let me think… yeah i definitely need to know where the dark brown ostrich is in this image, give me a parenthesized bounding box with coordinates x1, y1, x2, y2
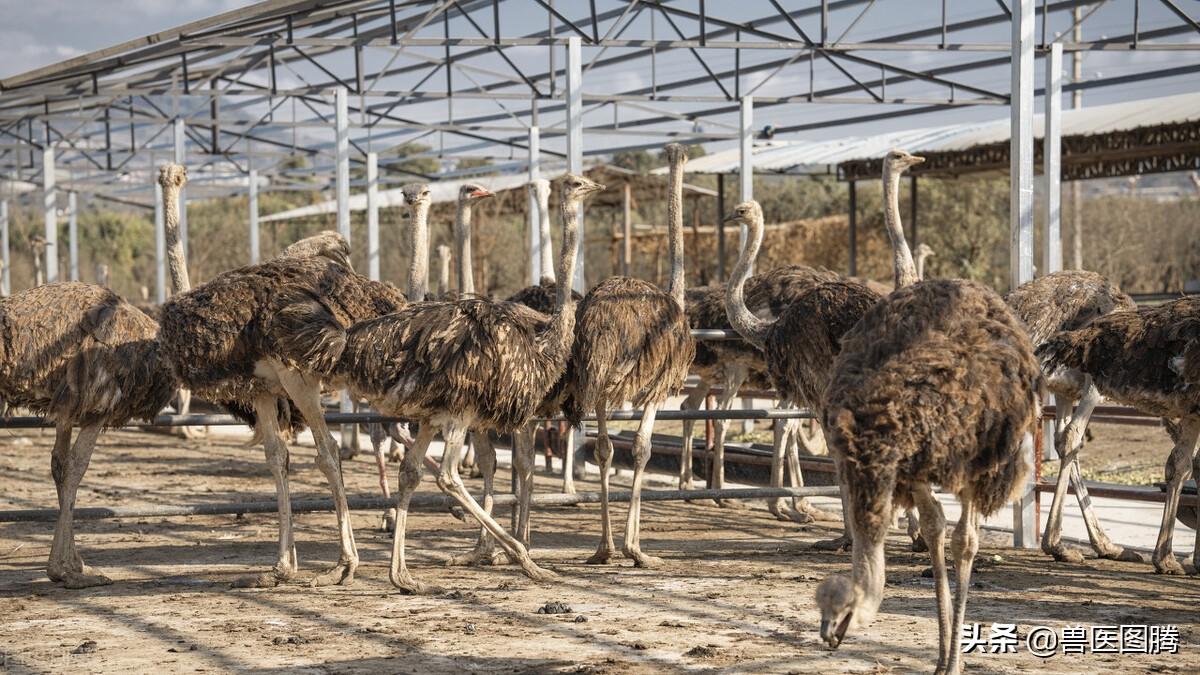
(1004, 270, 1142, 563)
(281, 173, 602, 593)
(723, 203, 880, 537)
(1038, 295, 1200, 575)
(0, 282, 175, 587)
(815, 150, 1042, 675)
(155, 164, 408, 588)
(563, 143, 695, 568)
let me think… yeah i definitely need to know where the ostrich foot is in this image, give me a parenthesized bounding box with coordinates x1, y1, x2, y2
(1153, 556, 1186, 576)
(308, 560, 357, 587)
(520, 563, 559, 583)
(1043, 542, 1085, 564)
(794, 500, 841, 523)
(339, 445, 356, 461)
(445, 545, 505, 567)
(1096, 545, 1146, 563)
(231, 570, 287, 589)
(625, 550, 663, 569)
(584, 546, 618, 565)
(910, 537, 929, 553)
(811, 534, 852, 552)
(716, 498, 748, 510)
(390, 575, 443, 596)
(54, 563, 113, 589)
(380, 508, 397, 533)
(769, 504, 814, 524)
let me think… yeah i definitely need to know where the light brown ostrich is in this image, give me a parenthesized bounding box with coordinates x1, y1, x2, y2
(563, 144, 695, 568)
(815, 151, 1042, 675)
(156, 164, 408, 588)
(30, 234, 47, 287)
(915, 243, 935, 279)
(281, 173, 603, 592)
(1005, 270, 1141, 563)
(1038, 295, 1200, 575)
(434, 244, 452, 299)
(0, 282, 176, 587)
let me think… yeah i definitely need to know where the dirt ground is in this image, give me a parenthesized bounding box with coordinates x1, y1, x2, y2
(1, 427, 1197, 674)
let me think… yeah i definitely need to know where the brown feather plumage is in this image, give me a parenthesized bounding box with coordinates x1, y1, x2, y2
(506, 279, 582, 315)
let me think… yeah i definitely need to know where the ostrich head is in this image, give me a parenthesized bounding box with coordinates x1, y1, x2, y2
(815, 575, 862, 649)
(884, 148, 925, 172)
(559, 174, 605, 204)
(915, 243, 935, 260)
(401, 183, 432, 209)
(529, 178, 552, 203)
(722, 200, 763, 229)
(663, 142, 688, 165)
(459, 183, 494, 203)
(158, 164, 188, 190)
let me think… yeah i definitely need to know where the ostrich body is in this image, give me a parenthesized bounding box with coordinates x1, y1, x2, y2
(563, 144, 695, 568)
(286, 174, 601, 592)
(156, 165, 407, 588)
(0, 282, 175, 587)
(1038, 295, 1200, 574)
(1004, 270, 1141, 563)
(815, 150, 1042, 675)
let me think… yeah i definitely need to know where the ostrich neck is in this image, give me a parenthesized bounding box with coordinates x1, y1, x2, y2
(666, 156, 686, 309)
(456, 201, 475, 296)
(916, 252, 927, 280)
(537, 188, 555, 283)
(851, 527, 887, 627)
(883, 167, 918, 289)
(437, 248, 451, 298)
(725, 216, 771, 350)
(163, 184, 191, 294)
(540, 196, 582, 364)
(408, 203, 430, 302)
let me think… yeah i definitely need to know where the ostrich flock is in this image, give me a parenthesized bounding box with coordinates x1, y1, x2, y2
(1, 142, 1197, 674)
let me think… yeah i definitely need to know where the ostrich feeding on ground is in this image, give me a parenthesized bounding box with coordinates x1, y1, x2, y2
(0, 282, 175, 588)
(1005, 271, 1142, 563)
(722, 204, 879, 527)
(281, 174, 602, 593)
(1038, 295, 1200, 574)
(815, 150, 1042, 675)
(563, 144, 695, 568)
(155, 164, 408, 588)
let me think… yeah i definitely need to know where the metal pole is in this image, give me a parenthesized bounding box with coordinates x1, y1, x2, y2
(248, 169, 260, 264)
(848, 180, 858, 276)
(42, 145, 58, 284)
(1010, 0, 1036, 549)
(172, 118, 188, 259)
(335, 87, 351, 244)
(1044, 44, 1063, 276)
(738, 96, 753, 268)
(155, 176, 165, 303)
(716, 173, 726, 281)
(622, 182, 632, 277)
(528, 126, 541, 284)
(0, 199, 8, 295)
(565, 36, 585, 294)
(366, 152, 380, 281)
(68, 191, 78, 281)
(1069, 6, 1084, 270)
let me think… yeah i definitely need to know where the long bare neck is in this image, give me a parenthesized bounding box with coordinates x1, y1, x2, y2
(436, 246, 451, 298)
(456, 200, 475, 296)
(541, 195, 582, 361)
(916, 251, 928, 281)
(407, 203, 430, 302)
(851, 519, 887, 627)
(666, 155, 686, 308)
(163, 182, 191, 294)
(537, 184, 554, 283)
(725, 216, 771, 350)
(883, 166, 918, 289)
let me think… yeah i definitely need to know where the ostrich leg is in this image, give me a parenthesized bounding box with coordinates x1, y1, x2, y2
(436, 422, 555, 582)
(389, 424, 441, 595)
(232, 396, 299, 588)
(623, 403, 663, 568)
(446, 432, 504, 567)
(1152, 417, 1200, 575)
(813, 457, 853, 551)
(677, 382, 708, 491)
(511, 426, 537, 547)
(277, 371, 358, 587)
(1042, 388, 1095, 563)
(369, 422, 397, 532)
(767, 415, 798, 520)
(561, 424, 579, 495)
(912, 483, 952, 674)
(710, 368, 748, 509)
(47, 423, 110, 589)
(945, 499, 981, 675)
(775, 410, 839, 524)
(585, 404, 618, 565)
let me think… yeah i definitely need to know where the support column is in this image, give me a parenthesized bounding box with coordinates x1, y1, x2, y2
(0, 199, 9, 295)
(716, 173, 726, 281)
(1044, 44, 1063, 276)
(173, 118, 188, 258)
(366, 152, 380, 281)
(848, 180, 858, 276)
(565, 36, 585, 293)
(335, 87, 351, 245)
(155, 176, 166, 303)
(738, 96, 755, 433)
(622, 183, 632, 278)
(1070, 6, 1083, 270)
(1010, 0, 1036, 549)
(68, 191, 78, 281)
(43, 145, 58, 284)
(527, 127, 541, 284)
(248, 169, 260, 264)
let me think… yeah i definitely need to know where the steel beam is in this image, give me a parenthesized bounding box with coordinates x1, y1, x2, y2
(738, 96, 753, 272)
(366, 151, 379, 281)
(248, 168, 260, 264)
(42, 145, 58, 284)
(527, 126, 540, 285)
(0, 198, 8, 295)
(565, 36, 584, 293)
(68, 191, 78, 281)
(1044, 44, 1063, 275)
(1010, 0, 1037, 549)
(335, 86, 351, 242)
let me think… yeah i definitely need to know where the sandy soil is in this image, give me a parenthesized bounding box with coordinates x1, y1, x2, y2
(0, 428, 1197, 674)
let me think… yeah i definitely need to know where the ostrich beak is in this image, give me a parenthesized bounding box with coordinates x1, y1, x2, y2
(588, 182, 607, 193)
(470, 188, 493, 199)
(911, 155, 926, 165)
(819, 613, 852, 649)
(722, 213, 739, 224)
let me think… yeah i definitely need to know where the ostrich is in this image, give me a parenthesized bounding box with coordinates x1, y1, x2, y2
(434, 245, 452, 299)
(1038, 295, 1200, 574)
(0, 285, 175, 587)
(915, 243, 935, 279)
(814, 150, 1042, 675)
(30, 235, 47, 287)
(155, 164, 408, 588)
(563, 143, 695, 568)
(1005, 271, 1141, 563)
(281, 173, 603, 592)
